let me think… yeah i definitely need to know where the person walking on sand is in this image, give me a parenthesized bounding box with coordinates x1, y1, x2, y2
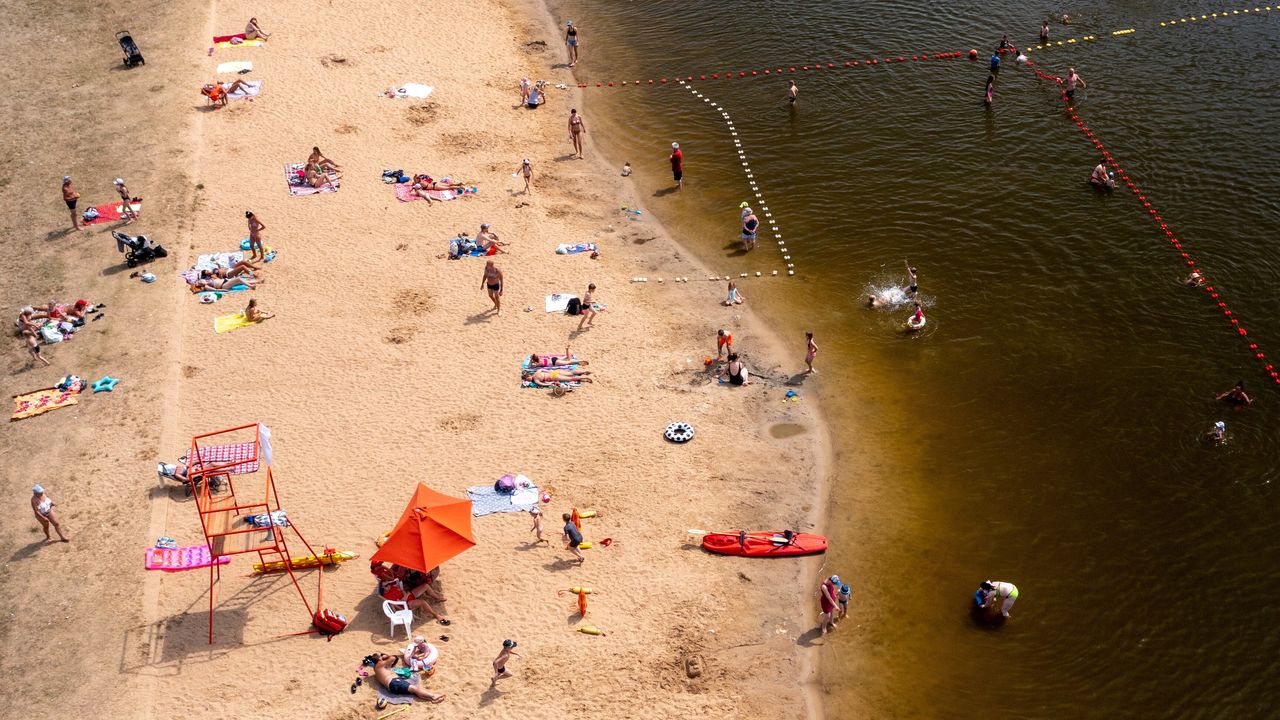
(31, 485, 68, 542)
(819, 574, 840, 634)
(1065, 67, 1085, 102)
(529, 506, 545, 543)
(62, 176, 81, 231)
(788, 79, 799, 105)
(577, 282, 598, 330)
(562, 512, 585, 563)
(568, 109, 586, 159)
(245, 211, 265, 261)
(741, 208, 759, 252)
(113, 178, 138, 223)
(565, 21, 579, 66)
(515, 158, 533, 193)
(482, 260, 504, 315)
(804, 332, 818, 374)
(669, 142, 683, 189)
(491, 639, 520, 687)
(717, 328, 733, 359)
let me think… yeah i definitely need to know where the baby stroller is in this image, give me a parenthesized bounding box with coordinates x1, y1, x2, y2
(117, 30, 144, 67)
(112, 230, 167, 267)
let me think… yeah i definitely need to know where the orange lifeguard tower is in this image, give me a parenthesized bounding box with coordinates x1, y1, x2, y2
(188, 422, 326, 643)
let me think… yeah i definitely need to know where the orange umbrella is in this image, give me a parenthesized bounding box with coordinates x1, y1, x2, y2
(370, 483, 475, 573)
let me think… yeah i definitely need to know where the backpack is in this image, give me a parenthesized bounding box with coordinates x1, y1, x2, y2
(494, 474, 517, 494)
(313, 608, 348, 640)
(566, 297, 581, 316)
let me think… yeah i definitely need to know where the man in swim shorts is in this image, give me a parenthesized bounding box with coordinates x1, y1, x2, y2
(1065, 68, 1085, 102)
(373, 654, 445, 703)
(669, 142, 683, 189)
(491, 639, 520, 687)
(788, 79, 798, 105)
(482, 260, 504, 315)
(562, 512, 585, 563)
(62, 176, 80, 230)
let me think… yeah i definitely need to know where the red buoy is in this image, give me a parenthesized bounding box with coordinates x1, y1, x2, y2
(969, 49, 979, 59)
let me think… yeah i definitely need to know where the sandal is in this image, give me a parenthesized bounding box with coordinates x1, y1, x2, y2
(438, 635, 450, 642)
(350, 679, 360, 694)
(437, 619, 451, 626)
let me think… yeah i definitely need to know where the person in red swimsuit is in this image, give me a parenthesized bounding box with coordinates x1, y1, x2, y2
(372, 562, 450, 624)
(669, 142, 683, 189)
(819, 574, 840, 635)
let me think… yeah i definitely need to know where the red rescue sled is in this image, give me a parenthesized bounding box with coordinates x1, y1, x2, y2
(700, 531, 827, 557)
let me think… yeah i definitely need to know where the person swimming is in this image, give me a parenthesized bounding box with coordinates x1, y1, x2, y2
(906, 302, 926, 330)
(1216, 381, 1252, 406)
(1208, 421, 1227, 444)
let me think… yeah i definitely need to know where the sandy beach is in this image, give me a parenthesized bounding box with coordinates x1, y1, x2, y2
(1, 0, 835, 718)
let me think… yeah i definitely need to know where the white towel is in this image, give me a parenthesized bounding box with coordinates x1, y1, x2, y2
(544, 293, 577, 313)
(393, 83, 434, 99)
(216, 61, 253, 74)
(223, 79, 263, 98)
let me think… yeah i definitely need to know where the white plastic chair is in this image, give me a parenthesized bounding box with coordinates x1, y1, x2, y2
(382, 600, 414, 639)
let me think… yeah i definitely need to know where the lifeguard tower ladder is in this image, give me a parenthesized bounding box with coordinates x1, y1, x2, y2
(188, 423, 320, 643)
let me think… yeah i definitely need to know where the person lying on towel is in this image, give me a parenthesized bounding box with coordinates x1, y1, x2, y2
(202, 79, 252, 107)
(522, 367, 595, 386)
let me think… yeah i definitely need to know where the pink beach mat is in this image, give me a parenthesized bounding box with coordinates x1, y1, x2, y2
(393, 183, 477, 203)
(145, 545, 231, 571)
(192, 441, 260, 474)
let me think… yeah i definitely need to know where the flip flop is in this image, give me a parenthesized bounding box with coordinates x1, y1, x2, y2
(438, 635, 449, 642)
(438, 619, 451, 626)
(92, 313, 104, 322)
(350, 680, 359, 694)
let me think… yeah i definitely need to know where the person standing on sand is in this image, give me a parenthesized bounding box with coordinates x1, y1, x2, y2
(482, 260, 504, 315)
(31, 485, 68, 542)
(529, 506, 544, 543)
(515, 158, 533, 193)
(562, 512, 585, 563)
(819, 574, 840, 634)
(804, 332, 818, 374)
(565, 21, 579, 67)
(519, 77, 531, 105)
(577, 282, 598, 330)
(716, 328, 733, 359)
(568, 109, 586, 159)
(669, 142, 683, 189)
(1065, 68, 1085, 102)
(788, 79, 799, 105)
(491, 639, 520, 687)
(113, 178, 138, 223)
(62, 176, 81, 231)
(245, 211, 265, 261)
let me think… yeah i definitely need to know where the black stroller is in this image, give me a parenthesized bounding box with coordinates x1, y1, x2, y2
(117, 30, 144, 67)
(112, 230, 167, 267)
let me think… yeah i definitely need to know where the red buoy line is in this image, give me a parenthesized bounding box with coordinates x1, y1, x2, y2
(678, 79, 794, 277)
(1032, 69, 1280, 384)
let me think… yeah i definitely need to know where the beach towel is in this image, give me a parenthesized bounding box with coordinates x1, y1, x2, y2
(545, 293, 577, 313)
(382, 83, 434, 99)
(11, 387, 80, 421)
(224, 79, 262, 99)
(192, 441, 260, 474)
(285, 163, 339, 196)
(521, 365, 581, 389)
(393, 183, 477, 203)
(555, 242, 597, 255)
(145, 545, 231, 571)
(213, 33, 265, 48)
(213, 311, 262, 334)
(467, 475, 539, 516)
(373, 673, 420, 705)
(216, 61, 253, 73)
(82, 200, 142, 226)
(522, 354, 578, 370)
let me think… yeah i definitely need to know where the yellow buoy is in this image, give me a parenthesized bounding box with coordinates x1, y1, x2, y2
(569, 586, 594, 594)
(577, 626, 606, 636)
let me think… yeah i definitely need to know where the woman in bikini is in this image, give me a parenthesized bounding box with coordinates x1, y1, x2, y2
(31, 485, 68, 542)
(245, 211, 265, 261)
(523, 367, 594, 386)
(308, 146, 341, 174)
(243, 298, 274, 322)
(564, 21, 579, 67)
(113, 178, 138, 222)
(568, 109, 586, 158)
(191, 275, 259, 293)
(529, 346, 587, 367)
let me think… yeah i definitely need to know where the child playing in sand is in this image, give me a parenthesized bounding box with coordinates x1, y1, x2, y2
(404, 636, 434, 671)
(529, 506, 544, 543)
(562, 513, 585, 563)
(724, 280, 745, 306)
(491, 640, 520, 687)
(515, 159, 533, 193)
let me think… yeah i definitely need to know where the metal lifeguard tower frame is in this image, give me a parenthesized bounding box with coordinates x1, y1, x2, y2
(188, 423, 320, 643)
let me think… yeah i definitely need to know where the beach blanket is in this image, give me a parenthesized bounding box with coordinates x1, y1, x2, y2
(213, 311, 262, 334)
(373, 673, 420, 705)
(192, 441, 260, 474)
(545, 293, 577, 313)
(382, 83, 434, 99)
(213, 33, 265, 48)
(145, 545, 231, 571)
(522, 354, 578, 370)
(555, 242, 597, 255)
(224, 79, 262, 99)
(467, 480, 540, 517)
(216, 61, 253, 73)
(284, 163, 339, 196)
(394, 183, 477, 203)
(82, 200, 142, 226)
(11, 387, 80, 421)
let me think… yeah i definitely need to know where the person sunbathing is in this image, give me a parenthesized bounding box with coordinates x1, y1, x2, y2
(372, 654, 445, 704)
(529, 346, 588, 367)
(304, 161, 336, 189)
(413, 174, 468, 192)
(203, 79, 252, 107)
(308, 146, 341, 173)
(244, 17, 271, 41)
(191, 275, 257, 293)
(476, 223, 508, 254)
(243, 298, 274, 322)
(523, 368, 594, 386)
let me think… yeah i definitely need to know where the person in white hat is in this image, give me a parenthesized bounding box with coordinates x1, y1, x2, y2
(669, 142, 683, 189)
(1208, 421, 1227, 445)
(31, 485, 68, 542)
(564, 20, 579, 67)
(113, 178, 138, 223)
(514, 158, 533, 194)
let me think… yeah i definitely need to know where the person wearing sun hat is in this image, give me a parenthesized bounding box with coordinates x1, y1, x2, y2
(819, 574, 840, 634)
(113, 177, 138, 223)
(515, 158, 533, 193)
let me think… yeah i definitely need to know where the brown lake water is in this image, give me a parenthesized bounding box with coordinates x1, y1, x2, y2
(547, 1, 1280, 716)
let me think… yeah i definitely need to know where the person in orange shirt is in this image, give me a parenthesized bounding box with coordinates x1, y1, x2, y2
(716, 328, 733, 360)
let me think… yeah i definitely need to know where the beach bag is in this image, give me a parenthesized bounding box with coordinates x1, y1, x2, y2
(312, 608, 348, 640)
(40, 324, 64, 343)
(82, 207, 100, 221)
(494, 474, 517, 494)
(566, 297, 581, 316)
